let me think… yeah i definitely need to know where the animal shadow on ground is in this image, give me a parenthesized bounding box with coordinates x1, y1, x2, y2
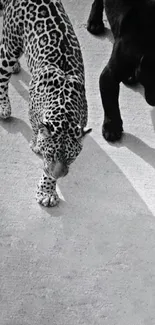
(43, 134, 154, 219)
(10, 67, 30, 102)
(0, 116, 32, 143)
(109, 132, 155, 171)
(150, 107, 155, 136)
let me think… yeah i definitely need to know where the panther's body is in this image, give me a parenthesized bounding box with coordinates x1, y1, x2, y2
(87, 0, 155, 142)
(0, 0, 91, 206)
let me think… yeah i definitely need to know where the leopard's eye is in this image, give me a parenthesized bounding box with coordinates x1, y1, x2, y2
(66, 156, 75, 165)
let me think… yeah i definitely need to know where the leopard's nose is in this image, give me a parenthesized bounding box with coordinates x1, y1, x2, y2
(52, 161, 68, 179)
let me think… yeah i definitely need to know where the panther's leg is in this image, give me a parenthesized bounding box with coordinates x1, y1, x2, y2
(122, 73, 139, 86)
(87, 0, 105, 35)
(0, 45, 20, 118)
(100, 39, 141, 142)
(36, 172, 59, 207)
(122, 58, 142, 86)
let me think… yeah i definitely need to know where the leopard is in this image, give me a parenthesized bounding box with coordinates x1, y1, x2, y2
(0, 0, 91, 207)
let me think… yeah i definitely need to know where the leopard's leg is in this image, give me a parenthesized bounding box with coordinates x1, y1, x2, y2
(29, 112, 59, 207)
(0, 0, 24, 118)
(12, 60, 21, 74)
(28, 101, 42, 154)
(0, 42, 21, 74)
(0, 44, 20, 119)
(29, 121, 40, 154)
(36, 171, 59, 207)
(29, 131, 41, 154)
(29, 121, 41, 154)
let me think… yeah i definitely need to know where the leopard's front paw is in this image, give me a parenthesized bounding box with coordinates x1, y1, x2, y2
(36, 190, 59, 207)
(29, 140, 41, 154)
(0, 102, 11, 119)
(12, 61, 21, 74)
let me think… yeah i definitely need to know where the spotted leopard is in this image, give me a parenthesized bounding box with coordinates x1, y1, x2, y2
(0, 0, 91, 207)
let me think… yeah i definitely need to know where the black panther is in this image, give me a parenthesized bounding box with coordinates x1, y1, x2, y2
(87, 0, 155, 141)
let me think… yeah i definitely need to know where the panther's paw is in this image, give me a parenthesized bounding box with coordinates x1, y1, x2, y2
(12, 61, 21, 74)
(102, 119, 123, 142)
(36, 190, 59, 207)
(87, 20, 105, 35)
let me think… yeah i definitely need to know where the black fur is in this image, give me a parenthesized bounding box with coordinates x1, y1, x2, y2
(87, 0, 155, 141)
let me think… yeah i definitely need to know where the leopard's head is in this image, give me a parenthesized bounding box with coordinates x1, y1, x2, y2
(38, 121, 92, 179)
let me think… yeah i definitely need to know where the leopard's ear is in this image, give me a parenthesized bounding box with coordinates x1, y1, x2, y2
(77, 127, 92, 141)
(81, 128, 92, 137)
(38, 122, 51, 137)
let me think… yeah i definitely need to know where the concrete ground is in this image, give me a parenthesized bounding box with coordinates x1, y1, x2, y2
(1, 1, 155, 324)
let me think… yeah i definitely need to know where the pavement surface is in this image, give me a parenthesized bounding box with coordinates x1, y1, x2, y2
(1, 1, 155, 324)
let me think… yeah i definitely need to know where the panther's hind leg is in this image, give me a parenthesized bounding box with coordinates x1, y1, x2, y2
(0, 44, 20, 119)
